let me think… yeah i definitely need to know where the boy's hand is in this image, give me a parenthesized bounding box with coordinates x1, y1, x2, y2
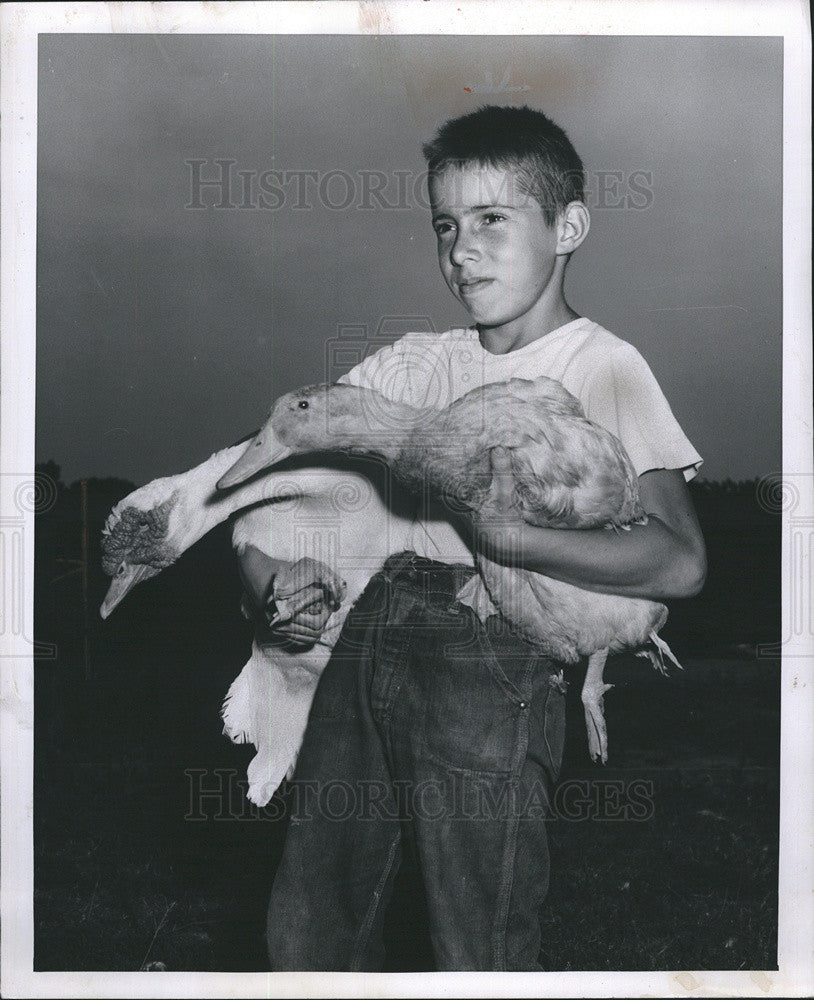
(481, 446, 521, 517)
(268, 557, 347, 647)
(469, 447, 528, 559)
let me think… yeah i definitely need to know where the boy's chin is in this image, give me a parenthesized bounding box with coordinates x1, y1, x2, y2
(452, 292, 516, 329)
(468, 310, 513, 330)
(458, 302, 500, 327)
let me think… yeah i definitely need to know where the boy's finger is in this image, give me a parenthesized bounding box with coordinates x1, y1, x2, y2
(274, 587, 327, 621)
(267, 602, 332, 631)
(490, 445, 511, 470)
(274, 559, 346, 606)
(487, 446, 517, 509)
(274, 626, 324, 646)
(273, 602, 333, 634)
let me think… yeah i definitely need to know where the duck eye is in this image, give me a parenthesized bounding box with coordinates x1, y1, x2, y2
(298, 400, 309, 410)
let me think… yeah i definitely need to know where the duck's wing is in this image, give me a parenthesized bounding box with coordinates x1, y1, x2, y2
(475, 555, 581, 663)
(510, 411, 643, 529)
(455, 572, 500, 622)
(221, 639, 329, 806)
(453, 377, 642, 529)
(471, 376, 586, 420)
(477, 555, 669, 663)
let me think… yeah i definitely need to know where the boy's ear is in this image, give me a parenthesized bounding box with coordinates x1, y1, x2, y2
(556, 201, 590, 255)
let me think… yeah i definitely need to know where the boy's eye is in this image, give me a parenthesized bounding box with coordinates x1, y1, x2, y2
(482, 212, 506, 225)
(433, 221, 454, 237)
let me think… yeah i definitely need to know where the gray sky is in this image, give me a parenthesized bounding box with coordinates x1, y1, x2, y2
(36, 33, 782, 484)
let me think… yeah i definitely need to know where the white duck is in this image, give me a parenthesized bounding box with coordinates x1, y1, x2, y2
(218, 377, 682, 762)
(100, 445, 413, 804)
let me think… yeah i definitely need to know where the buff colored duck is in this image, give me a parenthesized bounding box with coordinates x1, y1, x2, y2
(219, 376, 681, 762)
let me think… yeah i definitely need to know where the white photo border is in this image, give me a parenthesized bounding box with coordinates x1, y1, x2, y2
(1, 1, 811, 997)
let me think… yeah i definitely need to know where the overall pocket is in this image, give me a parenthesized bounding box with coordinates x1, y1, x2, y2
(417, 599, 525, 775)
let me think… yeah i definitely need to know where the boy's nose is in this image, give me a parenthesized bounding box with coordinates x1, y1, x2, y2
(450, 231, 480, 266)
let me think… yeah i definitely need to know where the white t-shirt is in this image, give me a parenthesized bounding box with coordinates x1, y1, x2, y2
(340, 317, 703, 564)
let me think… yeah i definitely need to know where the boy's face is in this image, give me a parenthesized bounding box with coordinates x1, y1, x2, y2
(430, 163, 562, 336)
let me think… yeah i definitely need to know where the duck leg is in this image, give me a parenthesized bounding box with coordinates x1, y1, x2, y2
(581, 647, 614, 764)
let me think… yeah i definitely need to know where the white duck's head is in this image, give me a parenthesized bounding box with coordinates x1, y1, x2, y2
(100, 480, 184, 618)
(217, 383, 414, 490)
(100, 440, 307, 620)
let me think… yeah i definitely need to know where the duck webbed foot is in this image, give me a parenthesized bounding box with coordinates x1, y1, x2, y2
(581, 647, 614, 764)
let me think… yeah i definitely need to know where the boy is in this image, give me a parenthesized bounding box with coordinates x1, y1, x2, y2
(239, 105, 706, 971)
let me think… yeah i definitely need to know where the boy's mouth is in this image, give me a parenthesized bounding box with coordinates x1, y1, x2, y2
(458, 277, 493, 294)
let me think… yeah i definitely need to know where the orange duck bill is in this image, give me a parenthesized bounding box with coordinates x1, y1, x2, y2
(216, 421, 293, 490)
(100, 563, 160, 619)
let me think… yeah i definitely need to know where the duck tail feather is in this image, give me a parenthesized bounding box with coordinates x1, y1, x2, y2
(636, 631, 683, 675)
(220, 666, 255, 745)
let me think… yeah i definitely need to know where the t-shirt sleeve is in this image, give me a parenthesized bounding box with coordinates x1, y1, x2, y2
(582, 342, 703, 482)
(337, 341, 397, 391)
(336, 332, 435, 406)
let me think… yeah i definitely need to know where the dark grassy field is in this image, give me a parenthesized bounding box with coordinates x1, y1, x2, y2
(32, 471, 781, 971)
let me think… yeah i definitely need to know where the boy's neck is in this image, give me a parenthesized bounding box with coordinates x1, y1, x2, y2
(477, 298, 581, 356)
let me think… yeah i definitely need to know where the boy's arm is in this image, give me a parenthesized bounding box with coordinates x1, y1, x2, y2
(237, 544, 336, 645)
(471, 448, 706, 602)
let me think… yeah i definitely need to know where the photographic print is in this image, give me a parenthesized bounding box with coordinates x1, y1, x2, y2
(1, 2, 811, 997)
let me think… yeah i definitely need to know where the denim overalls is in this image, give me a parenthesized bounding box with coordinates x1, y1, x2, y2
(266, 551, 567, 971)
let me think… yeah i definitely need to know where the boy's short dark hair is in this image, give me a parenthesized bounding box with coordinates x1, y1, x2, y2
(422, 105, 584, 226)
